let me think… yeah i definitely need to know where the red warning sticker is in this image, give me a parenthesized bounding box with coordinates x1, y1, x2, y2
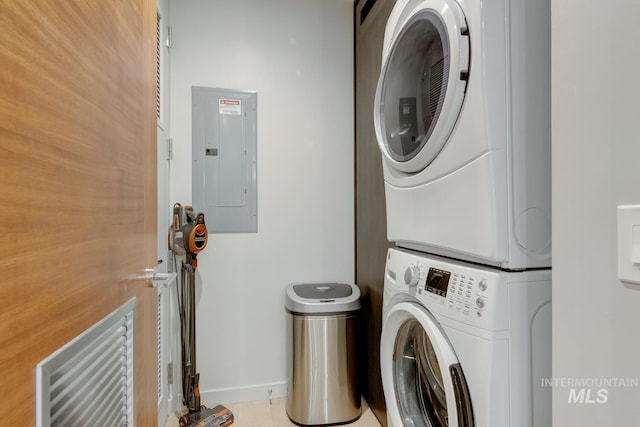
(219, 99, 242, 115)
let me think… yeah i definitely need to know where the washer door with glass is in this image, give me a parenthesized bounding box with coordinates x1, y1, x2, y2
(374, 0, 469, 173)
(381, 302, 474, 427)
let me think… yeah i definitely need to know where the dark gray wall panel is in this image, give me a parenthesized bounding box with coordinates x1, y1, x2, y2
(354, 0, 396, 425)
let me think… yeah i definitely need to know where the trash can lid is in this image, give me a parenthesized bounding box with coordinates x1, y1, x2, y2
(285, 282, 361, 314)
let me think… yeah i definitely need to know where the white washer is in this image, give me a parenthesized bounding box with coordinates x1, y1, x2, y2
(374, 0, 551, 269)
(381, 247, 551, 427)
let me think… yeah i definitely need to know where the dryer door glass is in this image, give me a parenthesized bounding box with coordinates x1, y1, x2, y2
(393, 318, 449, 426)
(381, 11, 450, 163)
(376, 2, 469, 173)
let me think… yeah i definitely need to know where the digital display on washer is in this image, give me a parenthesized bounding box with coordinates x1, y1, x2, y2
(425, 268, 451, 297)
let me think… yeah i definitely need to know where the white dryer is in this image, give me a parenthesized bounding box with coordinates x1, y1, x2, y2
(374, 0, 551, 269)
(381, 247, 551, 427)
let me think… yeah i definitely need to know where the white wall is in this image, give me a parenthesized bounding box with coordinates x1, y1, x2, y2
(552, 0, 640, 424)
(169, 0, 354, 404)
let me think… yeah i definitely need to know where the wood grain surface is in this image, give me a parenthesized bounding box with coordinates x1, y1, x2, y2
(354, 0, 396, 426)
(0, 0, 158, 424)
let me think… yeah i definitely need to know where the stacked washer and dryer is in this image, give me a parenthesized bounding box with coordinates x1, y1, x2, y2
(374, 0, 551, 426)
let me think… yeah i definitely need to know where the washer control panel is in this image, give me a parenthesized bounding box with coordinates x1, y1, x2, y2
(444, 271, 490, 318)
(404, 265, 421, 286)
(384, 248, 508, 329)
(424, 267, 451, 297)
(400, 260, 494, 317)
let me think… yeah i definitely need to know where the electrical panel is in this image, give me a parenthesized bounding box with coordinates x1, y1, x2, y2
(192, 87, 257, 233)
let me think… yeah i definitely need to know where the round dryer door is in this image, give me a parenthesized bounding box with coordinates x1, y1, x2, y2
(381, 302, 474, 427)
(374, 0, 469, 173)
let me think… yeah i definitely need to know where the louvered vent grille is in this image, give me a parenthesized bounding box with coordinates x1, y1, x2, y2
(156, 11, 161, 119)
(428, 58, 446, 120)
(36, 299, 136, 427)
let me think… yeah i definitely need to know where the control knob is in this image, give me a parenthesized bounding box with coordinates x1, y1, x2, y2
(404, 266, 421, 287)
(478, 279, 488, 292)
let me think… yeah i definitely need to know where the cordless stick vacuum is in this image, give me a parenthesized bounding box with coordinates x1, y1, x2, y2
(170, 204, 234, 427)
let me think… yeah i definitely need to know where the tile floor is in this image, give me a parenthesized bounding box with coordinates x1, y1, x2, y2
(164, 397, 382, 427)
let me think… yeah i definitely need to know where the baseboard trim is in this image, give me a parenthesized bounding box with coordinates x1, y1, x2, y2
(201, 381, 288, 406)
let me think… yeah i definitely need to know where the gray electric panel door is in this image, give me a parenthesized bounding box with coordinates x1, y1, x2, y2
(192, 87, 257, 232)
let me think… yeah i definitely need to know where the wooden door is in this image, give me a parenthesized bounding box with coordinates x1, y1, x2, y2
(0, 0, 158, 425)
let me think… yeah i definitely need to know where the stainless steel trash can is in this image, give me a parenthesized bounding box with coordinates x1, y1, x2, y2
(285, 282, 361, 425)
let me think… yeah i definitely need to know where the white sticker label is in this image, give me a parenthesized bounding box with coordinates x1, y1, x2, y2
(219, 99, 241, 115)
